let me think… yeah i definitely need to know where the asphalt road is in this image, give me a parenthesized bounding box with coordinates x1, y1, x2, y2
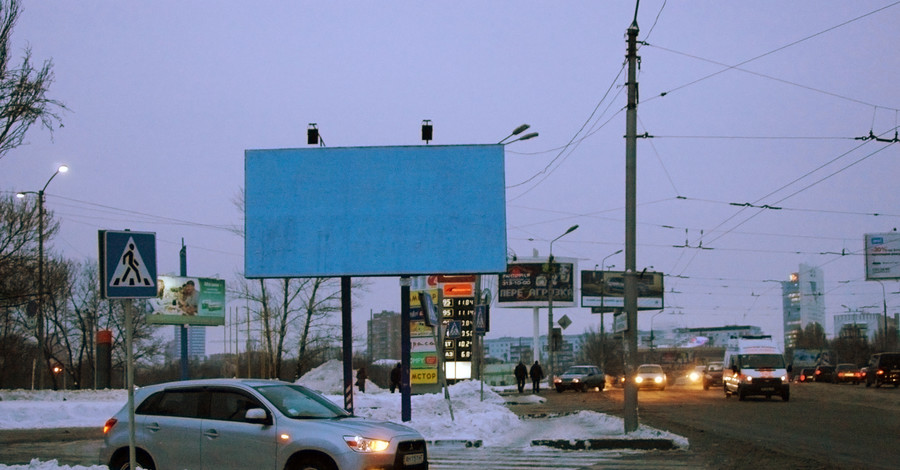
(507, 379, 900, 469)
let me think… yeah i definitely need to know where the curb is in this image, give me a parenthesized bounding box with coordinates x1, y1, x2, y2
(428, 439, 483, 448)
(532, 438, 677, 450)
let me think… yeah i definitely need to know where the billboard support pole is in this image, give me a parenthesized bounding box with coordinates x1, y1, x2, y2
(180, 240, 189, 381)
(400, 276, 412, 421)
(532, 307, 540, 364)
(341, 276, 354, 414)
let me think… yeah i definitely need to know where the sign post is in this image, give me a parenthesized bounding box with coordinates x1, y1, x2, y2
(98, 230, 157, 470)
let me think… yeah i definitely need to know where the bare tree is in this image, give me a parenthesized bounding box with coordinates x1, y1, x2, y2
(0, 0, 66, 161)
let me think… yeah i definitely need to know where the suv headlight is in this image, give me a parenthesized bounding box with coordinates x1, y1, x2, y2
(344, 435, 390, 453)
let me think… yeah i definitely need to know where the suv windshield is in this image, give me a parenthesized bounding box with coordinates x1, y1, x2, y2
(254, 384, 350, 419)
(638, 365, 662, 373)
(739, 354, 785, 369)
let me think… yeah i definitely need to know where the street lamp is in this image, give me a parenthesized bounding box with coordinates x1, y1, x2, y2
(547, 224, 578, 386)
(17, 164, 68, 389)
(498, 124, 539, 145)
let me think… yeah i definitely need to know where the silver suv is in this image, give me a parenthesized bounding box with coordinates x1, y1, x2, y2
(100, 378, 428, 470)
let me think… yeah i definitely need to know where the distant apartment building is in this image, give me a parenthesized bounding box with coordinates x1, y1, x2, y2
(167, 325, 206, 360)
(834, 311, 897, 343)
(782, 264, 825, 350)
(484, 335, 580, 370)
(367, 310, 401, 361)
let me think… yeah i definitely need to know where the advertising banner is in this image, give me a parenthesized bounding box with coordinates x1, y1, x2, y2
(581, 270, 664, 310)
(149, 276, 226, 326)
(865, 233, 900, 280)
(497, 258, 576, 308)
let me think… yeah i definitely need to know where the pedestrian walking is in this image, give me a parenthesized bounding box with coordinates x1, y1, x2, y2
(530, 361, 544, 393)
(514, 361, 528, 393)
(390, 363, 402, 393)
(356, 366, 367, 393)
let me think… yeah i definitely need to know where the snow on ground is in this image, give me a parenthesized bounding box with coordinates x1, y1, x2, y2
(0, 360, 687, 469)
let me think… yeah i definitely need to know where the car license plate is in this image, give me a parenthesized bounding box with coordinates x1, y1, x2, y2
(403, 452, 424, 466)
(761, 387, 774, 391)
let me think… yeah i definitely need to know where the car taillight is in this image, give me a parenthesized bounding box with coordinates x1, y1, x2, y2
(877, 369, 885, 376)
(103, 418, 118, 434)
(815, 369, 821, 375)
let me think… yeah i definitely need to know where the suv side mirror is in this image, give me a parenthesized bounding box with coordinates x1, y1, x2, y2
(245, 408, 271, 425)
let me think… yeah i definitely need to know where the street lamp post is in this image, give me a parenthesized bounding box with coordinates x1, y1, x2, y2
(599, 249, 622, 372)
(17, 164, 68, 389)
(547, 224, 578, 387)
(649, 310, 666, 351)
(876, 280, 888, 351)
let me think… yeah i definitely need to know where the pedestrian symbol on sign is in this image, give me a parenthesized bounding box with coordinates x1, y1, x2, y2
(446, 320, 462, 339)
(109, 237, 154, 287)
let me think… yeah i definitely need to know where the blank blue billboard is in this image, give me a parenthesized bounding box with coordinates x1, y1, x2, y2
(245, 145, 507, 278)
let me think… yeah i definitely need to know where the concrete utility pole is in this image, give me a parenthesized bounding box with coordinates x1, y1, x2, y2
(623, 18, 640, 433)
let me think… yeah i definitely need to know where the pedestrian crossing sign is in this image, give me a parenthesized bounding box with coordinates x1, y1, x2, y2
(99, 230, 157, 299)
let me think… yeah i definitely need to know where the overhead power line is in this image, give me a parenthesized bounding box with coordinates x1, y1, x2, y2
(643, 1, 900, 106)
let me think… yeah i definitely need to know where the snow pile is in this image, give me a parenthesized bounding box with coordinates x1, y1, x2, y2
(0, 390, 126, 430)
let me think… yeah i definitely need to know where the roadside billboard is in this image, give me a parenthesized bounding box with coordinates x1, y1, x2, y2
(149, 276, 226, 326)
(245, 145, 507, 278)
(581, 270, 664, 310)
(865, 232, 900, 280)
(497, 258, 577, 308)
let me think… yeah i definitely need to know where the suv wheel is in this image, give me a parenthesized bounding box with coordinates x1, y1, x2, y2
(288, 455, 337, 470)
(110, 452, 156, 470)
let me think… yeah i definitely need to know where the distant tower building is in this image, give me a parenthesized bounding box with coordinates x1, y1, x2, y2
(781, 263, 825, 350)
(367, 310, 401, 361)
(168, 325, 206, 359)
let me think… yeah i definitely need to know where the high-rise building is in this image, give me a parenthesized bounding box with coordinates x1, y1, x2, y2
(781, 263, 825, 350)
(167, 325, 206, 359)
(367, 310, 401, 361)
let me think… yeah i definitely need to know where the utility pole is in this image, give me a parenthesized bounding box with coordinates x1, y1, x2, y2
(623, 17, 640, 433)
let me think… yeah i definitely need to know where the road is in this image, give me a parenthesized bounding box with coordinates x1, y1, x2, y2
(507, 379, 900, 469)
(2, 381, 897, 469)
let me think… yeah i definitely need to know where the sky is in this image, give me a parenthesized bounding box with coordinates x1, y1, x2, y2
(0, 360, 686, 469)
(2, 1, 900, 353)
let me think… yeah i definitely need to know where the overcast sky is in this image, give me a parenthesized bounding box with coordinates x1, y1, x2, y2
(3, 1, 899, 351)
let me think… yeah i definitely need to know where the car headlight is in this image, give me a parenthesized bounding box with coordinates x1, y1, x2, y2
(654, 376, 664, 384)
(344, 435, 390, 453)
(635, 376, 644, 384)
(572, 378, 580, 383)
(689, 372, 700, 382)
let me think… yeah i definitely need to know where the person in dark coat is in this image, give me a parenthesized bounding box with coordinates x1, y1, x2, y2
(356, 366, 367, 393)
(529, 361, 544, 393)
(514, 361, 528, 393)
(390, 363, 402, 393)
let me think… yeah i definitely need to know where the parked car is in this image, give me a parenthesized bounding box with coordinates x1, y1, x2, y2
(554, 365, 606, 392)
(833, 363, 861, 384)
(865, 352, 900, 388)
(633, 364, 667, 390)
(796, 368, 816, 383)
(814, 365, 836, 382)
(702, 362, 725, 390)
(100, 378, 428, 470)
